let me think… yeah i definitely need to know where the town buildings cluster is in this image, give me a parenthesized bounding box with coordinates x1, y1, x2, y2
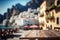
(3, 8, 40, 28)
(3, 0, 60, 30)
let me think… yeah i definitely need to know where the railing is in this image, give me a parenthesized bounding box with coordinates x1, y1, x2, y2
(55, 6, 60, 12)
(45, 12, 55, 22)
(40, 13, 44, 17)
(46, 4, 56, 12)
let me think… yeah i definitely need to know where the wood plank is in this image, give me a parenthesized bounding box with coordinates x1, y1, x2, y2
(43, 30, 58, 37)
(25, 30, 32, 37)
(20, 30, 60, 39)
(51, 30, 60, 37)
(39, 30, 48, 37)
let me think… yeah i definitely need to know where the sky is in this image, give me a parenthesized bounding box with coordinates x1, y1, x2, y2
(0, 0, 31, 15)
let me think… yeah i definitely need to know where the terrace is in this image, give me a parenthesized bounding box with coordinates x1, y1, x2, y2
(45, 3, 60, 12)
(45, 12, 55, 22)
(46, 4, 56, 12)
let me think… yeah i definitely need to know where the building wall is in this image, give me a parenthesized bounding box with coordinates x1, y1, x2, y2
(39, 0, 60, 30)
(54, 10, 60, 29)
(39, 1, 47, 30)
(45, 9, 60, 30)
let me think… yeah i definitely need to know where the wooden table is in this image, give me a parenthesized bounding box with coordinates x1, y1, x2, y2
(20, 30, 60, 40)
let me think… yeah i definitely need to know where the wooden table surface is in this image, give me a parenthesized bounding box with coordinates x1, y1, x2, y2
(20, 30, 60, 40)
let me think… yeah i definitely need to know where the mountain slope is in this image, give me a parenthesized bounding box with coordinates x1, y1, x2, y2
(0, 14, 3, 23)
(26, 0, 43, 9)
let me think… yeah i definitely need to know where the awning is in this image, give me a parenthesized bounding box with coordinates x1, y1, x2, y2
(29, 25, 38, 28)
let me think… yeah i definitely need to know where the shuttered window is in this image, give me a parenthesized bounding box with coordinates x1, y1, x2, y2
(56, 17, 59, 24)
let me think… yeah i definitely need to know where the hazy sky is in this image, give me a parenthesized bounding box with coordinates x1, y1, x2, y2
(0, 0, 30, 14)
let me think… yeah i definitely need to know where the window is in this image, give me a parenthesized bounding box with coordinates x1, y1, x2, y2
(34, 13, 38, 15)
(57, 0, 60, 5)
(52, 12, 54, 16)
(50, 1, 54, 6)
(50, 25, 52, 30)
(21, 16, 23, 18)
(56, 17, 59, 24)
(51, 2, 53, 5)
(30, 11, 33, 13)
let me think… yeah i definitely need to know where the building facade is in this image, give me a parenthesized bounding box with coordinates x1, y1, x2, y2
(39, 0, 60, 30)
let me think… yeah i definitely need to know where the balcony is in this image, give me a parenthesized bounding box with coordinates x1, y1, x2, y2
(40, 13, 44, 17)
(55, 6, 60, 12)
(45, 12, 55, 22)
(40, 22, 44, 26)
(46, 4, 56, 12)
(46, 16, 54, 20)
(46, 3, 60, 12)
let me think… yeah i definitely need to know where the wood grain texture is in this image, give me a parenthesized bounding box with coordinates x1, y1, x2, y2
(20, 30, 60, 40)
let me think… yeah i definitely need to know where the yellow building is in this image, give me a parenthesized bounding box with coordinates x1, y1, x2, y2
(39, 0, 60, 30)
(39, 0, 46, 30)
